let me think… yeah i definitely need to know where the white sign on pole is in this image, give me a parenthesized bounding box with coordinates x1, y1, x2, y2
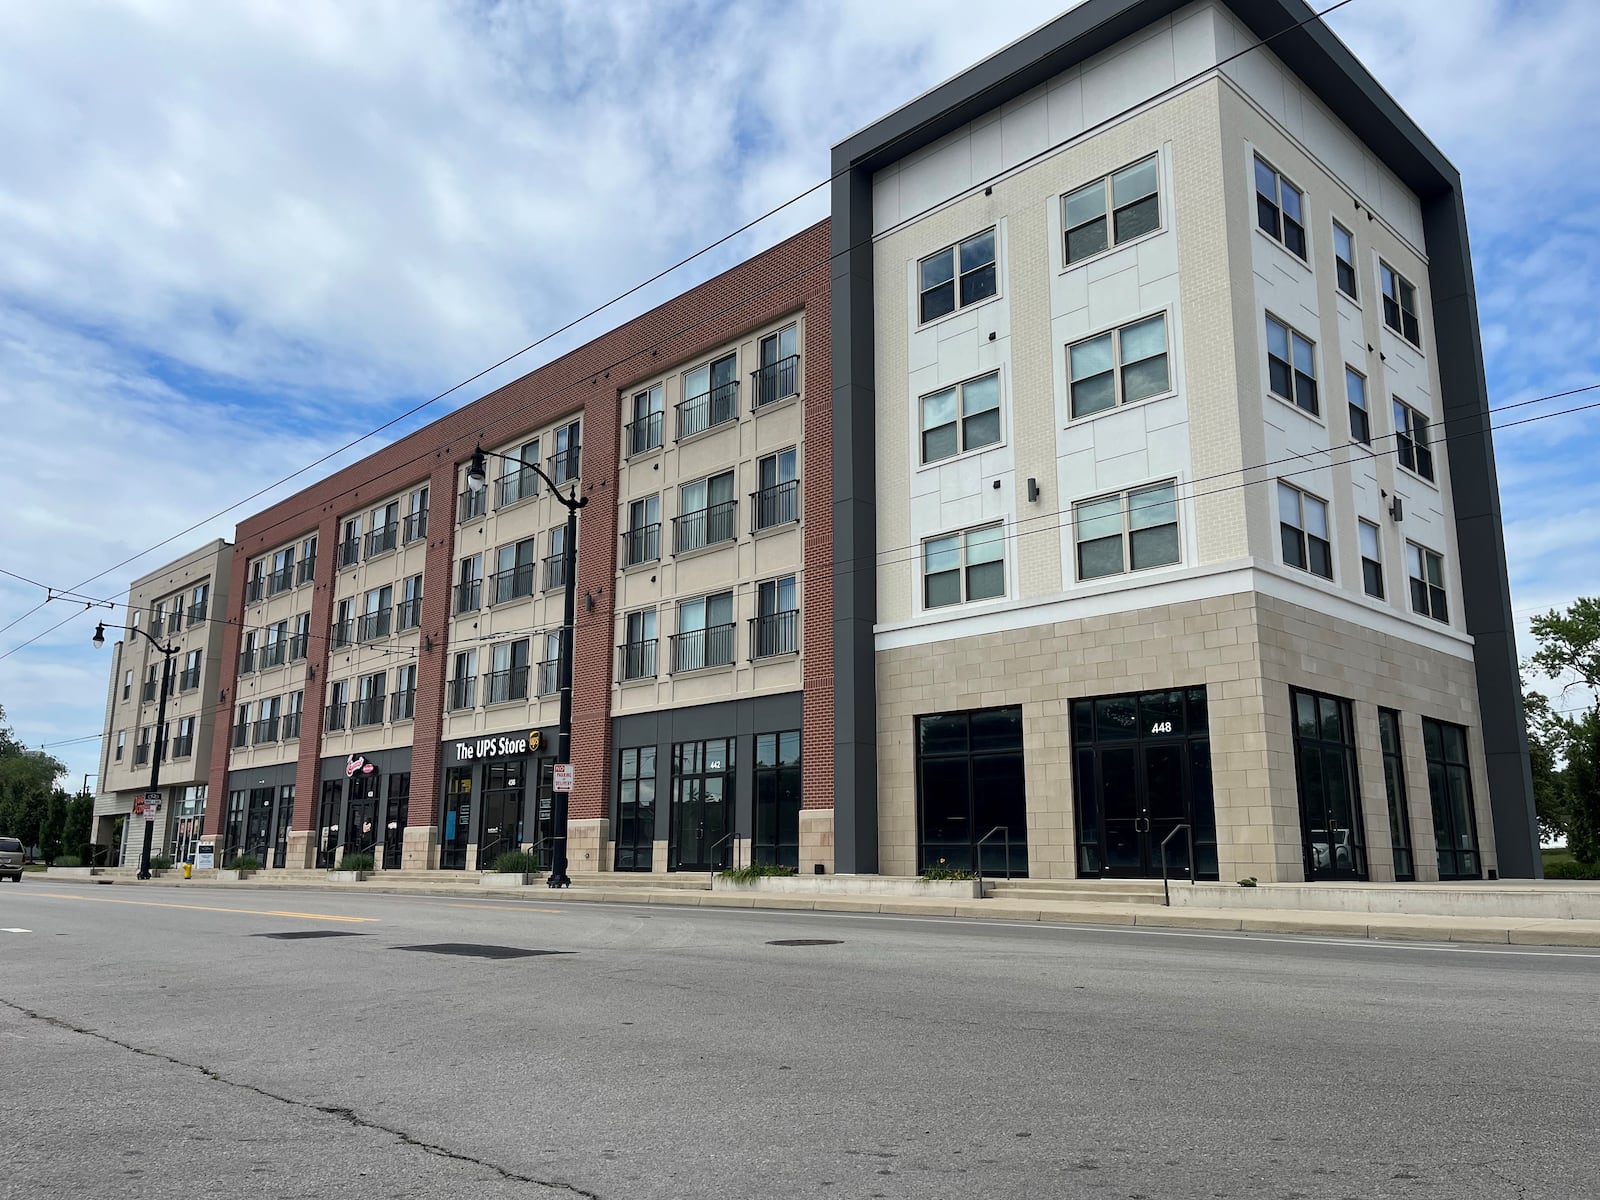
(553, 763, 574, 793)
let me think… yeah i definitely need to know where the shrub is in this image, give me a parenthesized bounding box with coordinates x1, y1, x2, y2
(1544, 858, 1600, 880)
(1238, 876, 1259, 887)
(491, 851, 542, 874)
(921, 860, 976, 881)
(226, 854, 262, 872)
(719, 864, 797, 882)
(149, 856, 173, 871)
(336, 852, 375, 873)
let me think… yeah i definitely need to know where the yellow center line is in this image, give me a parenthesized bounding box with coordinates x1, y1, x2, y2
(442, 902, 564, 914)
(23, 890, 376, 924)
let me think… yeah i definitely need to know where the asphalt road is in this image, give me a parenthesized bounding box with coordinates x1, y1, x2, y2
(1, 882, 1597, 1200)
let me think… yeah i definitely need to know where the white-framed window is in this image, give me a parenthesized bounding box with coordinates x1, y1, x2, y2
(918, 228, 996, 324)
(1345, 367, 1371, 445)
(622, 609, 658, 681)
(1068, 313, 1170, 419)
(1062, 154, 1159, 265)
(1266, 315, 1318, 415)
(1278, 481, 1332, 579)
(1380, 261, 1421, 346)
(1359, 519, 1384, 599)
(628, 385, 664, 456)
(679, 354, 738, 438)
(122, 669, 132, 700)
(923, 524, 1005, 609)
(920, 372, 1001, 463)
(673, 592, 735, 672)
(115, 730, 126, 761)
(1074, 481, 1180, 580)
(1393, 398, 1434, 481)
(1254, 155, 1307, 259)
(1408, 543, 1448, 622)
(1332, 221, 1358, 299)
(625, 496, 661, 565)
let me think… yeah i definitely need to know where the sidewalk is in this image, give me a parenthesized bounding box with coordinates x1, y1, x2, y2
(43, 868, 1600, 947)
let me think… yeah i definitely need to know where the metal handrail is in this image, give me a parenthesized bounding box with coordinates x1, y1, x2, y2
(708, 829, 738, 873)
(975, 825, 1012, 893)
(1160, 823, 1195, 907)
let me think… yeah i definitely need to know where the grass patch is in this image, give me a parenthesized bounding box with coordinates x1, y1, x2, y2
(719, 864, 797, 883)
(920, 864, 976, 881)
(335, 852, 374, 873)
(490, 851, 541, 874)
(226, 854, 262, 872)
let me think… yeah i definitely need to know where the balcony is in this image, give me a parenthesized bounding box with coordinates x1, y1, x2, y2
(179, 666, 201, 692)
(246, 576, 265, 603)
(268, 566, 294, 595)
(448, 676, 477, 711)
(549, 444, 581, 485)
(752, 480, 799, 531)
(289, 632, 309, 661)
(458, 487, 486, 523)
(135, 743, 153, 765)
(331, 619, 354, 649)
(543, 554, 568, 592)
(262, 640, 287, 668)
(675, 380, 738, 439)
(239, 648, 258, 675)
(149, 616, 165, 638)
(625, 411, 663, 457)
(253, 717, 279, 745)
(325, 703, 349, 732)
(357, 609, 392, 641)
(486, 666, 530, 705)
(229, 724, 248, 750)
(455, 579, 482, 615)
(172, 734, 195, 759)
(397, 598, 422, 631)
(619, 639, 657, 682)
(351, 696, 386, 728)
(404, 509, 428, 543)
(623, 524, 659, 567)
(670, 624, 736, 673)
(491, 564, 536, 605)
(752, 354, 800, 409)
(496, 466, 539, 508)
(337, 538, 361, 569)
(751, 609, 800, 658)
(673, 501, 737, 554)
(536, 657, 559, 696)
(142, 679, 158, 702)
(296, 557, 316, 586)
(391, 689, 416, 721)
(283, 711, 303, 741)
(365, 523, 399, 558)
(188, 602, 209, 626)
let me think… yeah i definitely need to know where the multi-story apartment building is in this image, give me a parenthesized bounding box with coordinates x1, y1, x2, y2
(93, 539, 233, 865)
(827, 0, 1537, 882)
(201, 223, 833, 873)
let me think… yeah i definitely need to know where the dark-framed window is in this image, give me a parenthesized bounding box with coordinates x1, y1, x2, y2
(615, 747, 656, 872)
(1254, 154, 1306, 258)
(1407, 543, 1448, 622)
(1380, 260, 1421, 346)
(1422, 718, 1481, 880)
(1345, 367, 1371, 445)
(669, 738, 733, 871)
(383, 773, 410, 871)
(1332, 220, 1358, 299)
(1393, 398, 1434, 480)
(915, 707, 1027, 877)
(754, 731, 801, 872)
(1266, 314, 1318, 415)
(1378, 709, 1415, 881)
(1359, 520, 1385, 600)
(1068, 313, 1170, 419)
(1290, 688, 1368, 880)
(918, 228, 996, 324)
(1279, 482, 1332, 579)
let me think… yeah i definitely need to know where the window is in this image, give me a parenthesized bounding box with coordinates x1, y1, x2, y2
(360, 586, 393, 640)
(455, 555, 482, 614)
(269, 547, 294, 595)
(920, 372, 1000, 463)
(923, 524, 1004, 609)
(1279, 482, 1332, 579)
(669, 738, 735, 870)
(179, 649, 201, 692)
(1422, 718, 1481, 880)
(1359, 520, 1384, 599)
(1378, 709, 1415, 880)
(678, 355, 738, 438)
(1062, 154, 1159, 265)
(675, 471, 737, 553)
(398, 574, 423, 631)
(169, 594, 184, 630)
(262, 621, 287, 667)
(405, 486, 429, 542)
(458, 469, 487, 521)
(487, 639, 530, 704)
(754, 325, 799, 408)
(544, 524, 571, 591)
(367, 501, 400, 556)
(627, 385, 664, 456)
(115, 730, 126, 761)
(536, 632, 562, 696)
(1266, 316, 1318, 414)
(1407, 543, 1448, 622)
(917, 707, 1027, 875)
(492, 538, 537, 604)
(754, 731, 802, 871)
(284, 691, 304, 740)
(625, 497, 660, 566)
(339, 517, 361, 568)
(754, 575, 798, 658)
(673, 592, 735, 672)
(191, 581, 211, 623)
(1074, 482, 1180, 581)
(354, 672, 386, 727)
(254, 697, 280, 744)
(754, 449, 799, 530)
(919, 228, 996, 323)
(1380, 261, 1421, 345)
(1068, 314, 1169, 419)
(290, 612, 311, 661)
(122, 669, 132, 700)
(615, 747, 656, 871)
(1393, 398, 1434, 480)
(239, 630, 258, 674)
(622, 610, 657, 680)
(1254, 155, 1306, 258)
(550, 419, 581, 484)
(449, 650, 477, 710)
(246, 559, 266, 603)
(331, 598, 353, 649)
(1345, 368, 1370, 445)
(497, 438, 540, 508)
(392, 664, 417, 720)
(1332, 221, 1358, 299)
(229, 706, 248, 750)
(296, 538, 317, 585)
(326, 680, 349, 731)
(1291, 689, 1368, 880)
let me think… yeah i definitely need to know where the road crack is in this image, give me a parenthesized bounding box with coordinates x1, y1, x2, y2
(0, 996, 600, 1199)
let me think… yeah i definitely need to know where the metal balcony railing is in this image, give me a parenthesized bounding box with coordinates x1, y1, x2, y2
(623, 524, 659, 566)
(246, 577, 265, 603)
(136, 743, 153, 765)
(391, 689, 416, 721)
(365, 523, 399, 557)
(238, 649, 257, 675)
(619, 640, 657, 681)
(492, 564, 536, 605)
(752, 354, 800, 409)
(338, 538, 360, 568)
(751, 609, 799, 658)
(229, 724, 247, 749)
(543, 554, 568, 592)
(549, 444, 581, 485)
(142, 679, 158, 702)
(357, 610, 392, 641)
(325, 703, 349, 732)
(675, 380, 739, 439)
(189, 602, 209, 626)
(397, 598, 422, 631)
(351, 696, 386, 728)
(296, 557, 316, 585)
(455, 579, 482, 615)
(486, 667, 530, 705)
(262, 640, 286, 668)
(179, 666, 201, 692)
(752, 480, 799, 531)
(149, 616, 165, 638)
(331, 619, 354, 649)
(671, 624, 736, 673)
(404, 509, 428, 543)
(172, 734, 195, 759)
(672, 501, 737, 553)
(458, 488, 486, 522)
(282, 712, 302, 740)
(536, 657, 560, 696)
(268, 567, 294, 595)
(253, 717, 279, 745)
(625, 411, 663, 457)
(289, 633, 309, 661)
(496, 467, 539, 508)
(448, 676, 477, 711)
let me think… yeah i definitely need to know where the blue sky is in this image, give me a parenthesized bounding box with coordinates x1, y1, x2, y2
(2, 0, 1599, 789)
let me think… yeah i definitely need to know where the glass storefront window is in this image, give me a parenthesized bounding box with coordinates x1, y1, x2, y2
(1291, 688, 1368, 880)
(916, 707, 1028, 877)
(1422, 717, 1481, 880)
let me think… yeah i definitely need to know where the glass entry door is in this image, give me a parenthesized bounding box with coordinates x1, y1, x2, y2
(441, 768, 472, 870)
(316, 780, 342, 869)
(244, 787, 275, 864)
(382, 775, 409, 871)
(476, 760, 525, 870)
(344, 772, 381, 859)
(670, 739, 732, 871)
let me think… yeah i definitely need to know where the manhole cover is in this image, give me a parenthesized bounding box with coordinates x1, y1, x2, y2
(253, 931, 364, 940)
(767, 939, 842, 947)
(393, 943, 571, 960)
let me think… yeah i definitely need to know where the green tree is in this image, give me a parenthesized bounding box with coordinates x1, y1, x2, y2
(38, 788, 68, 866)
(1523, 687, 1570, 844)
(64, 786, 94, 862)
(1528, 600, 1600, 864)
(0, 703, 66, 852)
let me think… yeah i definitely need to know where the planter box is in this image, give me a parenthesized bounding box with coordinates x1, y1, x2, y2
(218, 869, 252, 882)
(328, 870, 366, 883)
(480, 872, 533, 887)
(713, 875, 982, 899)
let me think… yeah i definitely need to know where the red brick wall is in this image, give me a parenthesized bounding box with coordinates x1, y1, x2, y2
(205, 219, 834, 842)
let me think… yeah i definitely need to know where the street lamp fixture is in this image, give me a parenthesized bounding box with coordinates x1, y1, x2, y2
(93, 620, 181, 881)
(464, 443, 586, 888)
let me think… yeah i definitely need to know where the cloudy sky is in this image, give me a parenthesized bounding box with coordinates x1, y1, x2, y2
(2, 0, 1598, 790)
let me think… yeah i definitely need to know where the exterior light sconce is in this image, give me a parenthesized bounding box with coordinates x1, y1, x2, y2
(1027, 478, 1040, 503)
(424, 634, 434, 653)
(1387, 495, 1404, 523)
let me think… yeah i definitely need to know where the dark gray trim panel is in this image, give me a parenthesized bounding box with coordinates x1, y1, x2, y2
(224, 763, 298, 794)
(318, 747, 413, 783)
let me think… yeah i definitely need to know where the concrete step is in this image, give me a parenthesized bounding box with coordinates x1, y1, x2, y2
(985, 879, 1169, 905)
(564, 872, 713, 891)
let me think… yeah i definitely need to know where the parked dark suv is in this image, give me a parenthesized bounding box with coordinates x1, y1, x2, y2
(0, 837, 23, 882)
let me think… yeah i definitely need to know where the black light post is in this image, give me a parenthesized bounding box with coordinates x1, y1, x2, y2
(94, 621, 180, 880)
(467, 444, 585, 888)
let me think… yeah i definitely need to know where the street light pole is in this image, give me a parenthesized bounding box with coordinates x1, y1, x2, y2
(467, 444, 586, 889)
(94, 621, 179, 880)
